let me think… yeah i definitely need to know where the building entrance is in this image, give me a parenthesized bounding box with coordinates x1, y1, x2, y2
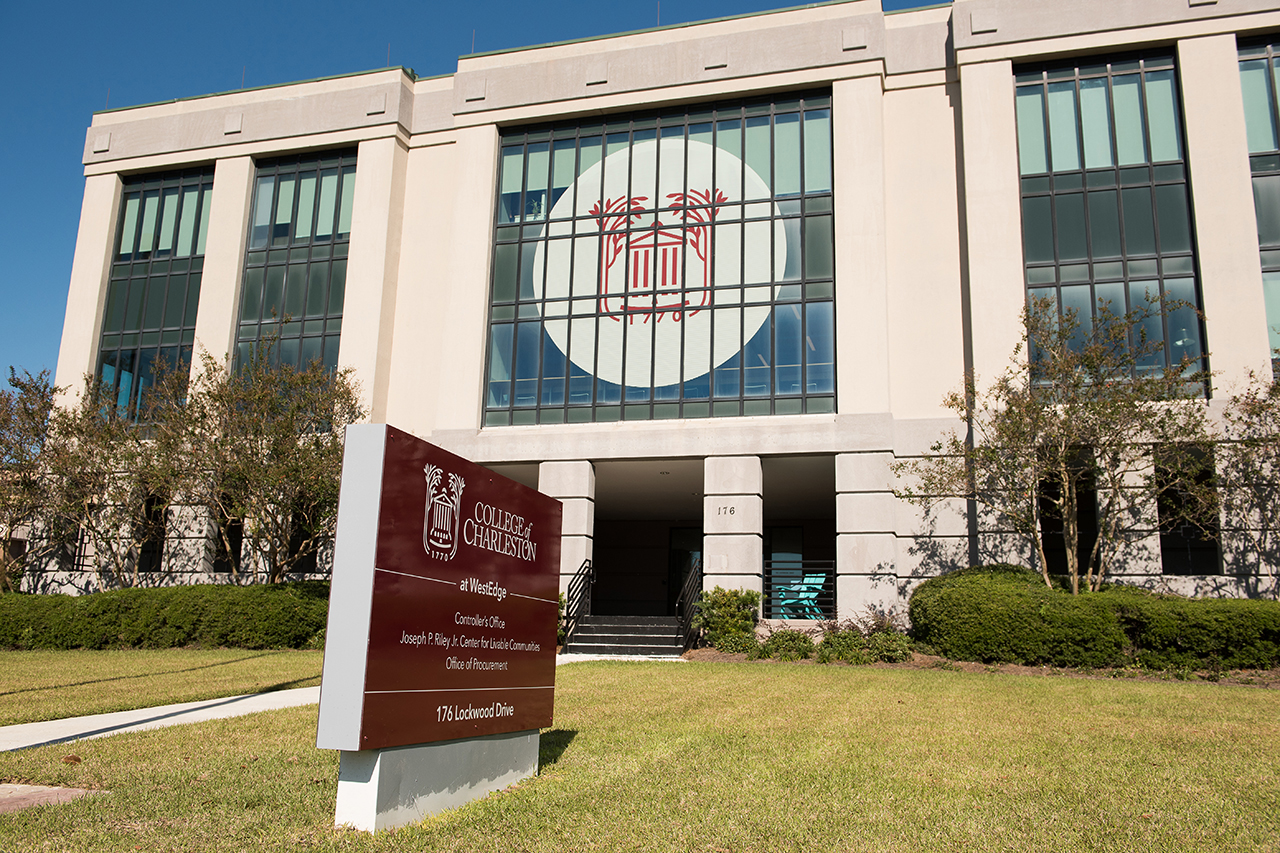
(590, 459, 704, 617)
(592, 521, 702, 616)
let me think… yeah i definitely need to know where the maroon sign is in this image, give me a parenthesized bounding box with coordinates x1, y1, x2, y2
(319, 425, 561, 751)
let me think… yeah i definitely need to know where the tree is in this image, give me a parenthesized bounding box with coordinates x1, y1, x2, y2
(894, 296, 1212, 594)
(1202, 371, 1280, 594)
(43, 361, 194, 589)
(183, 345, 365, 583)
(0, 369, 58, 591)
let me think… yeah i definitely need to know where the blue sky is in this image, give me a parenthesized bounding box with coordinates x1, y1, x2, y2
(0, 0, 932, 382)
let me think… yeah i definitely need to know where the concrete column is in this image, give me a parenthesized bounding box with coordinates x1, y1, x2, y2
(1106, 452, 1163, 581)
(702, 456, 763, 595)
(182, 158, 257, 587)
(883, 82, 966, 420)
(958, 59, 1025, 389)
(1178, 34, 1272, 386)
(384, 141, 460, 436)
(833, 74, 890, 414)
(537, 461, 595, 599)
(54, 173, 121, 403)
(192, 156, 255, 366)
(340, 136, 410, 422)
(836, 452, 899, 617)
(435, 124, 501, 431)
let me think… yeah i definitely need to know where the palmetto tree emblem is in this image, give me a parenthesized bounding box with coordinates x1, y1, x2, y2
(592, 188, 727, 324)
(424, 464, 465, 561)
(538, 137, 783, 387)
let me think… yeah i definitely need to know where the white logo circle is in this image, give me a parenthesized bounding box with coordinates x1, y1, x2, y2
(535, 138, 783, 388)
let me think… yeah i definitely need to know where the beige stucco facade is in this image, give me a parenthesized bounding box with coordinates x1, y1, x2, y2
(54, 0, 1280, 610)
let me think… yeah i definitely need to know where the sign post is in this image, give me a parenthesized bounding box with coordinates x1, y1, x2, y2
(316, 424, 562, 831)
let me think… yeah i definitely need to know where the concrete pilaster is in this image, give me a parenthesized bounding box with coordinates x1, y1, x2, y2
(192, 156, 254, 366)
(1104, 452, 1163, 581)
(340, 136, 410, 421)
(958, 58, 1026, 391)
(1178, 34, 1272, 385)
(833, 74, 891, 414)
(435, 124, 501, 431)
(836, 452, 900, 616)
(537, 460, 595, 597)
(54, 173, 121, 403)
(702, 456, 763, 594)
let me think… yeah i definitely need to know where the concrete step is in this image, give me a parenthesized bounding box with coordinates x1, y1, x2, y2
(561, 642, 684, 656)
(573, 630, 681, 645)
(576, 616, 678, 624)
(567, 616, 684, 655)
(574, 621, 679, 633)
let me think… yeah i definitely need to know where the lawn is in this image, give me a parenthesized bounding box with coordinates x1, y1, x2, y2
(0, 649, 323, 726)
(0, 661, 1277, 852)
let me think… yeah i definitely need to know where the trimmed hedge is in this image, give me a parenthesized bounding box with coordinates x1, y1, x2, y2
(909, 565, 1280, 669)
(0, 582, 330, 650)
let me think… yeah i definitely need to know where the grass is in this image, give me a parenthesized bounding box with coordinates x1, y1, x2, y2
(0, 649, 323, 726)
(0, 661, 1278, 852)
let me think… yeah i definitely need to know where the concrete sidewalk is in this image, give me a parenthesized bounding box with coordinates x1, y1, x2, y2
(0, 687, 321, 752)
(0, 653, 684, 752)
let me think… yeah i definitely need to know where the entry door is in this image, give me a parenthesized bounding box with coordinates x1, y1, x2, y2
(668, 527, 703, 615)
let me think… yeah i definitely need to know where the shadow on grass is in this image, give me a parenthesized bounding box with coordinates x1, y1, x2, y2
(539, 729, 577, 768)
(257, 676, 321, 693)
(0, 650, 304, 698)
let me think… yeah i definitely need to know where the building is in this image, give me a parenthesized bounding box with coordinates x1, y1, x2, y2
(52, 0, 1280, 613)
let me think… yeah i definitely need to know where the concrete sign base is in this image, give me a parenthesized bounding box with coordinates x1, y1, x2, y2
(334, 729, 540, 831)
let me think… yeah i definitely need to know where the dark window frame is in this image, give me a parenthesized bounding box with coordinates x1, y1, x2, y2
(482, 91, 836, 426)
(1014, 52, 1209, 384)
(97, 166, 214, 418)
(1155, 445, 1222, 576)
(1237, 36, 1280, 367)
(235, 148, 357, 371)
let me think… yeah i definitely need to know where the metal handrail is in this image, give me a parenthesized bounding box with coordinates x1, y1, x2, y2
(762, 559, 836, 620)
(563, 557, 593, 643)
(675, 556, 704, 650)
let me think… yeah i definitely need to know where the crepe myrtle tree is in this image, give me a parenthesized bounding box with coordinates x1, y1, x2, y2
(1186, 369, 1280, 594)
(0, 369, 59, 591)
(894, 295, 1213, 594)
(43, 360, 194, 589)
(183, 344, 365, 584)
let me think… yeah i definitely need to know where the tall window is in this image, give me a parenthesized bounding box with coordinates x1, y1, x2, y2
(1238, 39, 1280, 360)
(1015, 54, 1205, 375)
(98, 167, 213, 415)
(484, 93, 835, 426)
(237, 149, 356, 369)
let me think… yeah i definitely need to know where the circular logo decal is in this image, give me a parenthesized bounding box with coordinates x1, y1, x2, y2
(535, 138, 784, 387)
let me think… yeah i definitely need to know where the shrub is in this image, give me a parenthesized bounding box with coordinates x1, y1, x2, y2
(908, 565, 1280, 669)
(868, 630, 913, 663)
(814, 616, 914, 665)
(692, 586, 761, 651)
(855, 606, 909, 637)
(909, 565, 1128, 667)
(557, 592, 566, 646)
(0, 582, 330, 650)
(715, 633, 761, 655)
(1110, 588, 1280, 670)
(753, 627, 816, 661)
(815, 627, 872, 665)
